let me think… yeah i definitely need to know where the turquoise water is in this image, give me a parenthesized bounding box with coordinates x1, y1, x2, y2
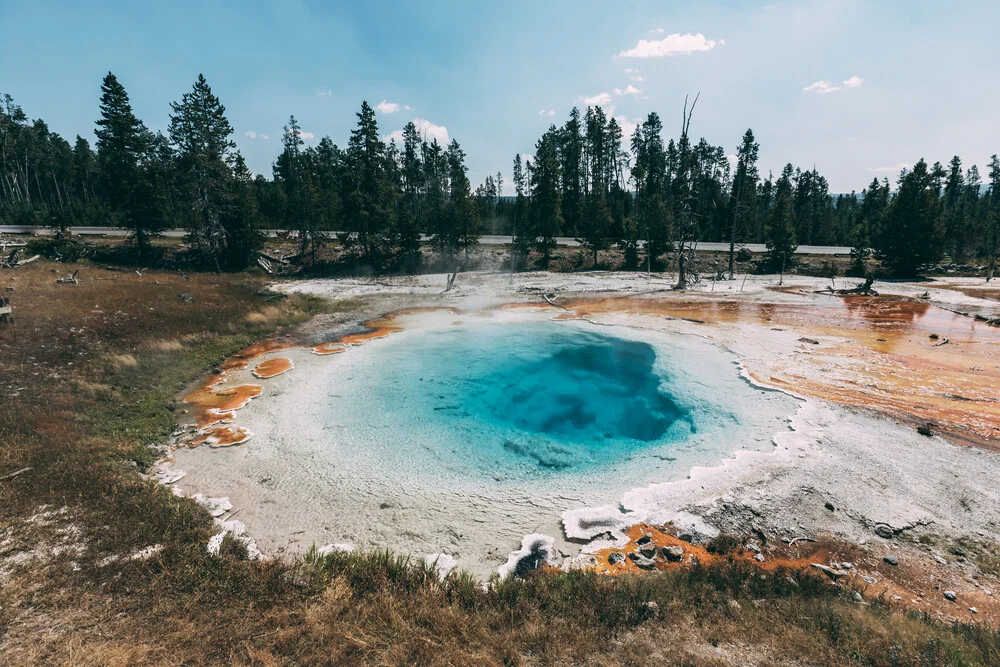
(339, 321, 730, 476)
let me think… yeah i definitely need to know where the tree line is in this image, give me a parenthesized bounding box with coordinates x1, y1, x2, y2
(2, 74, 999, 277)
(512, 106, 1000, 278)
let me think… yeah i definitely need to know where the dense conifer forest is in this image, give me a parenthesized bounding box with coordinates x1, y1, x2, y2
(3, 72, 999, 277)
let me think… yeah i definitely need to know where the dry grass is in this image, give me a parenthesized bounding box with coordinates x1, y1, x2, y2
(1, 259, 998, 666)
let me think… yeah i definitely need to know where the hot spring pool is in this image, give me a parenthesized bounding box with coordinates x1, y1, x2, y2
(173, 312, 800, 577)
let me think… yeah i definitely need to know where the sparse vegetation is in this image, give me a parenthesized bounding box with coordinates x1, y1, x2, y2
(2, 259, 998, 664)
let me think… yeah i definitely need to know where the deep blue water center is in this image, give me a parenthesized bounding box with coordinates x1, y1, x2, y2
(472, 333, 685, 444)
(358, 321, 700, 474)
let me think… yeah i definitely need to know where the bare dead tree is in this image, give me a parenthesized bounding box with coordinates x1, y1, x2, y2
(674, 93, 700, 290)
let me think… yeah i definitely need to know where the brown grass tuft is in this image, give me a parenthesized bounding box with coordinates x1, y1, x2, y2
(109, 353, 138, 368)
(149, 339, 184, 352)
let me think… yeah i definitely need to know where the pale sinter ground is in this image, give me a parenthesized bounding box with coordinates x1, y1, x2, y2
(166, 271, 1000, 598)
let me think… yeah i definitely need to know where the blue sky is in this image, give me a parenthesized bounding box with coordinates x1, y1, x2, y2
(2, 0, 998, 192)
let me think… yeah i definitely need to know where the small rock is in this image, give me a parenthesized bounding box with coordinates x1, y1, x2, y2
(628, 552, 657, 569)
(799, 337, 820, 345)
(662, 545, 684, 562)
(892, 595, 902, 601)
(636, 532, 654, 547)
(944, 591, 957, 601)
(811, 563, 848, 580)
(728, 599, 743, 611)
(639, 543, 658, 558)
(745, 543, 762, 554)
(853, 591, 864, 602)
(862, 575, 879, 584)
(875, 524, 895, 539)
(917, 423, 934, 436)
(824, 502, 835, 511)
(934, 555, 947, 565)
(608, 551, 626, 566)
(883, 555, 899, 566)
(677, 533, 693, 543)
(754, 553, 765, 563)
(969, 607, 978, 614)
(643, 601, 660, 618)
(952, 547, 967, 557)
(840, 562, 854, 570)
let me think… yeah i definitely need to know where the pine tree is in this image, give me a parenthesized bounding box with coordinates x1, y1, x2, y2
(423, 139, 452, 261)
(578, 192, 612, 268)
(342, 101, 395, 269)
(849, 178, 887, 276)
(168, 73, 240, 265)
(986, 155, 1000, 281)
(511, 153, 530, 270)
(274, 115, 317, 259)
(728, 129, 759, 278)
(446, 139, 479, 261)
(876, 159, 944, 277)
(529, 128, 563, 267)
(942, 156, 966, 261)
(559, 107, 584, 234)
(220, 153, 265, 268)
(95, 72, 165, 257)
(397, 121, 423, 270)
(766, 164, 797, 274)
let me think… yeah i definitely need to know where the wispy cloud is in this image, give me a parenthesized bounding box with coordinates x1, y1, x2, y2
(385, 118, 449, 145)
(245, 131, 257, 139)
(299, 131, 315, 140)
(318, 90, 333, 96)
(804, 76, 864, 94)
(613, 84, 642, 97)
(580, 92, 613, 107)
(623, 67, 645, 82)
(538, 109, 557, 117)
(867, 162, 911, 173)
(617, 32, 723, 58)
(244, 131, 269, 140)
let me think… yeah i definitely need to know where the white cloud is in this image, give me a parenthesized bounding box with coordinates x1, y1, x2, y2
(613, 84, 642, 96)
(299, 131, 315, 140)
(617, 32, 722, 58)
(376, 99, 401, 114)
(623, 67, 645, 82)
(538, 109, 557, 117)
(318, 90, 333, 96)
(615, 115, 638, 141)
(651, 28, 665, 34)
(260, 134, 269, 140)
(804, 80, 840, 94)
(385, 118, 450, 145)
(804, 76, 864, 94)
(867, 162, 911, 173)
(580, 92, 613, 107)
(245, 131, 257, 139)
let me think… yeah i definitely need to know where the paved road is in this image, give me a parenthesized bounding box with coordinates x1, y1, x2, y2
(0, 226, 852, 256)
